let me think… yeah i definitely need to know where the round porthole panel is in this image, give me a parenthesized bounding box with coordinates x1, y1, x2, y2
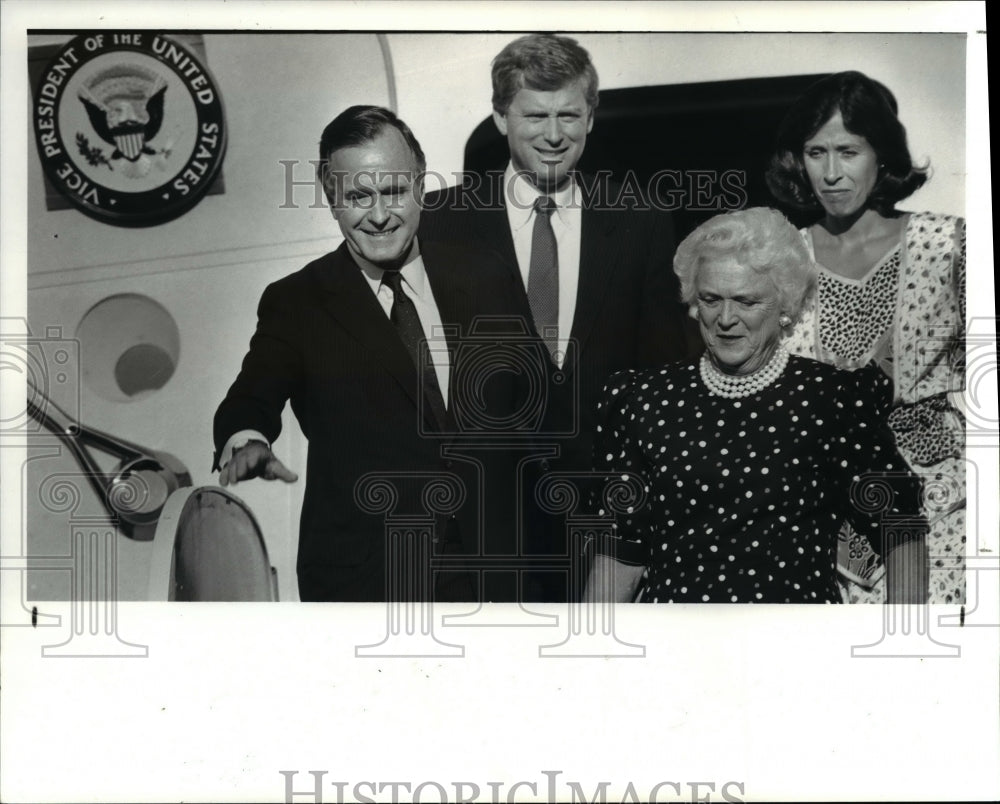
(75, 293, 180, 402)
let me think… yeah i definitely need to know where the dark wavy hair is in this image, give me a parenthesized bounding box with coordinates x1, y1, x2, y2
(765, 71, 928, 216)
(491, 34, 599, 115)
(317, 105, 426, 205)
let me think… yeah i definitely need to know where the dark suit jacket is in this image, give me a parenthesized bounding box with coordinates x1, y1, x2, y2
(213, 240, 530, 602)
(421, 173, 701, 473)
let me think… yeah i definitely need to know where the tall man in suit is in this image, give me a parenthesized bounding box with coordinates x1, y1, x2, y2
(214, 106, 529, 602)
(421, 34, 699, 601)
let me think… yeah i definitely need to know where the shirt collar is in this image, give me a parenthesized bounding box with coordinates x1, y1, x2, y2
(358, 248, 428, 299)
(503, 163, 579, 231)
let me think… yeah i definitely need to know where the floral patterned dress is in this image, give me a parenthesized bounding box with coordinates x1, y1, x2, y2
(785, 212, 966, 603)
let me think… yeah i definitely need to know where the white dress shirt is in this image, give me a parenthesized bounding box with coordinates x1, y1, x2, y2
(220, 247, 449, 469)
(504, 163, 582, 369)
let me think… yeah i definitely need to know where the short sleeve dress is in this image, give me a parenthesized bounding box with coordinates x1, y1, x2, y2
(591, 355, 926, 603)
(785, 212, 966, 603)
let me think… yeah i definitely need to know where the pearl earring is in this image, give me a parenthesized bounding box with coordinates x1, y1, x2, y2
(778, 314, 792, 328)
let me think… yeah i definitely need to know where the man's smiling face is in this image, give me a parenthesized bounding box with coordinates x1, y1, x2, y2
(327, 127, 423, 272)
(494, 79, 594, 192)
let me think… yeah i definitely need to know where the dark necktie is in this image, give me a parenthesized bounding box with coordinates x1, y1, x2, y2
(381, 270, 449, 431)
(527, 196, 559, 364)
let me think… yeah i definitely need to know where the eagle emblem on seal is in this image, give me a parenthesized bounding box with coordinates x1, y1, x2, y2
(77, 64, 173, 178)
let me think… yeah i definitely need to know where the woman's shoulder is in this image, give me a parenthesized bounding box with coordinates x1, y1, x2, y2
(786, 353, 836, 377)
(904, 210, 965, 237)
(602, 361, 697, 397)
(785, 355, 893, 413)
(901, 211, 965, 280)
(784, 353, 848, 390)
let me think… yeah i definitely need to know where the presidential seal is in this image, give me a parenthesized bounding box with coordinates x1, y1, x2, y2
(33, 32, 226, 227)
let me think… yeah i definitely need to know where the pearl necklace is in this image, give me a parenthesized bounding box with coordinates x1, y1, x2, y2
(699, 346, 789, 399)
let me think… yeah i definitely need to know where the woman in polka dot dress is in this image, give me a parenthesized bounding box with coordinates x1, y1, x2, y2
(584, 207, 928, 604)
(767, 72, 965, 604)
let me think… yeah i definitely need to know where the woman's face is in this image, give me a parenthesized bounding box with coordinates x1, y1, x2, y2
(802, 111, 880, 220)
(695, 257, 784, 376)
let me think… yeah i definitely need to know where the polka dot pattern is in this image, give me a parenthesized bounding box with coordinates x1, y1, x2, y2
(593, 356, 924, 603)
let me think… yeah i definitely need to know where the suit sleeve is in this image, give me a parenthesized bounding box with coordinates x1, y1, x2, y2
(637, 209, 702, 366)
(212, 280, 304, 470)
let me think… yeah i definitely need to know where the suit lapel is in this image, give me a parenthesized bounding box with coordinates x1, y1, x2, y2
(314, 244, 423, 412)
(568, 199, 620, 372)
(469, 183, 521, 286)
(422, 240, 470, 336)
(469, 177, 619, 378)
(422, 241, 470, 435)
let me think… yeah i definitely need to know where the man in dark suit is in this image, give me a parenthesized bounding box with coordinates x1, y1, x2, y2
(421, 34, 700, 601)
(213, 106, 529, 602)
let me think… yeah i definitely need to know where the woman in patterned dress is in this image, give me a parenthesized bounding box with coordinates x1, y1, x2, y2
(583, 207, 928, 604)
(766, 71, 965, 604)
